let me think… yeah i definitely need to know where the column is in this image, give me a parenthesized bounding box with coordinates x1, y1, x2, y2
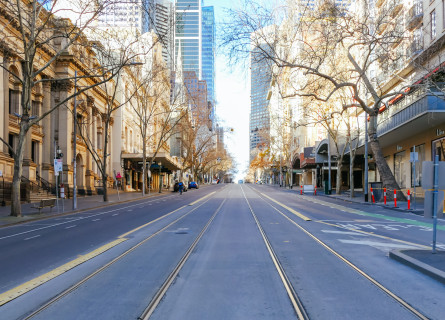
(41, 81, 52, 182)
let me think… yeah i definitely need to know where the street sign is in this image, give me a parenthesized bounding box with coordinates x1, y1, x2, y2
(54, 159, 63, 172)
(410, 152, 418, 162)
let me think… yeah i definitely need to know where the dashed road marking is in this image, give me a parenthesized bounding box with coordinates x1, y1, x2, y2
(24, 235, 41, 241)
(65, 225, 76, 229)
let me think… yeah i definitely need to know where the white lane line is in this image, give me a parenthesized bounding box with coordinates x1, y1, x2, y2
(92, 219, 100, 222)
(65, 225, 77, 229)
(112, 213, 119, 216)
(338, 239, 420, 249)
(24, 235, 41, 241)
(321, 230, 367, 236)
(0, 194, 177, 241)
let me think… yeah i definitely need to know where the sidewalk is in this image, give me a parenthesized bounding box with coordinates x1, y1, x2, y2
(0, 189, 165, 227)
(263, 183, 445, 285)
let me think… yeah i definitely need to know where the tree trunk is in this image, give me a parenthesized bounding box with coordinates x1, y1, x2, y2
(10, 125, 27, 217)
(142, 143, 146, 196)
(368, 115, 406, 201)
(336, 156, 343, 195)
(350, 153, 355, 198)
(102, 121, 109, 202)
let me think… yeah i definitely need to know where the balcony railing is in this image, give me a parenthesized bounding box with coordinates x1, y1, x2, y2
(406, 1, 423, 30)
(407, 37, 423, 57)
(377, 88, 445, 136)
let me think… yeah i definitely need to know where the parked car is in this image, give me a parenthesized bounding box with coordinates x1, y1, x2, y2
(188, 181, 199, 189)
(173, 182, 187, 192)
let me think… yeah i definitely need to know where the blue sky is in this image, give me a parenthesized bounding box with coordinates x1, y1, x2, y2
(204, 0, 251, 179)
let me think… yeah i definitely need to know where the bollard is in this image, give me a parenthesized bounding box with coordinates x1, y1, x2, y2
(370, 187, 375, 203)
(300, 185, 303, 195)
(407, 190, 411, 210)
(314, 186, 317, 196)
(394, 189, 397, 208)
(384, 187, 387, 205)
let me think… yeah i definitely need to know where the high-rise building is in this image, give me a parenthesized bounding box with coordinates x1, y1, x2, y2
(142, 0, 175, 70)
(175, 0, 201, 78)
(201, 6, 215, 108)
(97, 0, 143, 32)
(249, 45, 272, 161)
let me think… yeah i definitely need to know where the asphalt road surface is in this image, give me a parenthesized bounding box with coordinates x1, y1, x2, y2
(0, 184, 443, 319)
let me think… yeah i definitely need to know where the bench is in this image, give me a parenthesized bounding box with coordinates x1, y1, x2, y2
(31, 199, 56, 214)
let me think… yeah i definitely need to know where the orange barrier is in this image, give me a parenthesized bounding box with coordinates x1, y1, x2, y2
(394, 189, 397, 208)
(370, 187, 375, 203)
(384, 187, 387, 205)
(407, 190, 411, 210)
(300, 185, 303, 195)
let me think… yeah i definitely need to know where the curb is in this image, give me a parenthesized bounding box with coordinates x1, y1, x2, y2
(389, 249, 445, 285)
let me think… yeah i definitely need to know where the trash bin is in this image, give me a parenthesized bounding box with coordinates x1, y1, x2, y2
(370, 182, 383, 201)
(324, 180, 330, 195)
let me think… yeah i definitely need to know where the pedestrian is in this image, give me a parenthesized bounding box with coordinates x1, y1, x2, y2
(179, 181, 184, 195)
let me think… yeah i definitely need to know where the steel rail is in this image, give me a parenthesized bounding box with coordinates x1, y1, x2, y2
(241, 187, 309, 320)
(138, 199, 226, 319)
(253, 187, 430, 320)
(22, 193, 219, 320)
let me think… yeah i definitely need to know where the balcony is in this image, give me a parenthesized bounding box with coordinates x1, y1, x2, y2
(377, 89, 445, 138)
(407, 37, 423, 58)
(406, 2, 423, 31)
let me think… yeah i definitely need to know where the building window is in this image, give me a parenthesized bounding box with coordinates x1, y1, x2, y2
(32, 101, 40, 117)
(431, 10, 437, 39)
(432, 137, 445, 161)
(9, 89, 20, 115)
(394, 150, 406, 189)
(8, 134, 14, 157)
(410, 144, 425, 187)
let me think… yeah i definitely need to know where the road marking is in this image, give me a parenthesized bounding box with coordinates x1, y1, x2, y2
(304, 196, 445, 230)
(260, 193, 311, 221)
(338, 239, 420, 250)
(0, 238, 127, 306)
(188, 192, 216, 206)
(321, 230, 366, 236)
(0, 197, 177, 241)
(112, 213, 119, 216)
(92, 219, 100, 222)
(24, 235, 41, 241)
(118, 206, 187, 238)
(65, 225, 76, 229)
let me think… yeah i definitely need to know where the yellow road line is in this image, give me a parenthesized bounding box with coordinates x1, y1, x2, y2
(119, 205, 187, 238)
(188, 191, 216, 206)
(0, 238, 127, 306)
(261, 193, 311, 221)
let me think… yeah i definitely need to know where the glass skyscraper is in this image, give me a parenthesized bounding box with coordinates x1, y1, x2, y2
(201, 6, 215, 107)
(250, 45, 272, 160)
(175, 0, 201, 78)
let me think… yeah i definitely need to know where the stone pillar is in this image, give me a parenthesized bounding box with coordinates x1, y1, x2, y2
(53, 79, 74, 186)
(41, 81, 52, 182)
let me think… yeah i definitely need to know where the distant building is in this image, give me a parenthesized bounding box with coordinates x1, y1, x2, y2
(201, 6, 216, 117)
(175, 0, 201, 78)
(249, 45, 272, 161)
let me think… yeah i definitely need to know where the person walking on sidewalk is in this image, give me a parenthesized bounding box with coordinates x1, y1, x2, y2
(179, 181, 184, 195)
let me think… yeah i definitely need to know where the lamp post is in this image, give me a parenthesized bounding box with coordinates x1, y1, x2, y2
(158, 161, 162, 193)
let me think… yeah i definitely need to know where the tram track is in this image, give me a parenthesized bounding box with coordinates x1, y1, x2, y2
(248, 185, 430, 320)
(21, 191, 223, 320)
(241, 187, 309, 320)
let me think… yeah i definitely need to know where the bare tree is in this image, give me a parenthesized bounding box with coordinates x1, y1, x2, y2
(0, 0, 143, 216)
(221, 0, 411, 199)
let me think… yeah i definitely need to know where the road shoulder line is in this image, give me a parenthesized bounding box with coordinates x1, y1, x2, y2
(261, 193, 311, 221)
(0, 238, 127, 306)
